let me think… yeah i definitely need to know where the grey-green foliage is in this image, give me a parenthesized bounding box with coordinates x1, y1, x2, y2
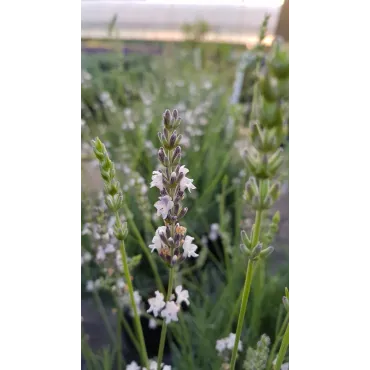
(243, 334, 271, 370)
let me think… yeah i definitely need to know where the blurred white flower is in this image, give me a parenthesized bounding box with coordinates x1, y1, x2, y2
(209, 223, 220, 241)
(161, 301, 180, 324)
(148, 318, 157, 329)
(86, 280, 100, 292)
(115, 250, 124, 272)
(147, 291, 166, 317)
(116, 278, 125, 290)
(201, 235, 208, 246)
(96, 246, 106, 261)
(82, 251, 92, 263)
(175, 285, 190, 306)
(104, 244, 115, 254)
(226, 333, 242, 351)
(134, 291, 142, 312)
(154, 195, 174, 219)
(126, 361, 140, 370)
(162, 366, 171, 370)
(216, 338, 227, 353)
(150, 171, 164, 191)
(82, 223, 91, 235)
(182, 236, 199, 258)
(216, 333, 243, 355)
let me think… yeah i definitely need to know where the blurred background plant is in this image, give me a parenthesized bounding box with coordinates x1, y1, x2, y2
(81, 4, 289, 369)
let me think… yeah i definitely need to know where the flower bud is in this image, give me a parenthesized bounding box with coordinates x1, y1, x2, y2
(261, 73, 278, 102)
(158, 147, 166, 163)
(172, 146, 181, 164)
(163, 127, 170, 140)
(172, 109, 179, 120)
(174, 134, 182, 146)
(114, 221, 128, 240)
(159, 231, 168, 245)
(167, 237, 175, 248)
(245, 180, 256, 202)
(262, 195, 273, 209)
(270, 48, 289, 79)
(171, 255, 178, 266)
(170, 171, 177, 185)
(241, 230, 251, 249)
(178, 207, 188, 219)
(106, 193, 123, 211)
(93, 147, 105, 161)
(100, 170, 111, 182)
(285, 287, 289, 299)
(269, 182, 281, 202)
(251, 243, 262, 260)
(166, 225, 171, 238)
(260, 100, 283, 129)
(173, 203, 180, 215)
(163, 109, 171, 128)
(260, 246, 274, 259)
(101, 157, 112, 172)
(240, 243, 251, 256)
(104, 180, 120, 196)
(169, 131, 177, 148)
(282, 296, 289, 312)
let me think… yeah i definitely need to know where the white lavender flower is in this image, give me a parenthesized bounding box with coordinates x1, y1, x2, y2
(178, 165, 196, 193)
(148, 318, 157, 329)
(182, 236, 199, 258)
(148, 226, 167, 253)
(147, 291, 166, 317)
(116, 278, 126, 290)
(175, 285, 190, 306)
(86, 280, 100, 292)
(150, 171, 164, 191)
(104, 243, 115, 254)
(96, 246, 106, 261)
(209, 223, 220, 241)
(216, 333, 243, 356)
(161, 301, 180, 324)
(126, 361, 140, 370)
(154, 195, 174, 219)
(81, 251, 92, 264)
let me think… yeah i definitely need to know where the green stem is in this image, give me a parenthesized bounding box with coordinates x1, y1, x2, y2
(267, 313, 289, 370)
(122, 203, 165, 293)
(220, 176, 231, 280)
(157, 267, 175, 369)
(115, 211, 149, 369)
(274, 323, 289, 370)
(121, 313, 141, 354)
(229, 259, 255, 370)
(230, 210, 263, 370)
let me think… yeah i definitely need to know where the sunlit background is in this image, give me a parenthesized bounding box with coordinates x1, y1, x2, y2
(81, 0, 287, 46)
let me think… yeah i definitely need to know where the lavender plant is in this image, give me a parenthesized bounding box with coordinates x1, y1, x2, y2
(229, 37, 289, 370)
(146, 109, 199, 368)
(91, 137, 150, 368)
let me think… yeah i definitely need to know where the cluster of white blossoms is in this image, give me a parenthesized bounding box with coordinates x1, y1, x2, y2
(147, 285, 190, 324)
(216, 333, 243, 357)
(126, 360, 171, 370)
(148, 109, 200, 267)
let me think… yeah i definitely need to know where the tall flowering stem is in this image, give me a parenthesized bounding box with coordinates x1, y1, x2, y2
(148, 109, 198, 368)
(91, 138, 149, 369)
(230, 36, 289, 370)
